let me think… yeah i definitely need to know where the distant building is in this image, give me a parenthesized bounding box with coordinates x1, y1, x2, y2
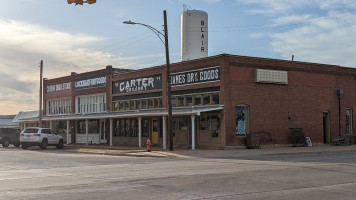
(0, 115, 19, 128)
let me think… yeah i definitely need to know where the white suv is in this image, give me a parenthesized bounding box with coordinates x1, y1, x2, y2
(20, 127, 64, 149)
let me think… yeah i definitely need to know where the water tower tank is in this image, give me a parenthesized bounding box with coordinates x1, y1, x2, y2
(181, 9, 208, 61)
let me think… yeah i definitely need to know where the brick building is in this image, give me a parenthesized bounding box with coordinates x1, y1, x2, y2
(16, 54, 356, 149)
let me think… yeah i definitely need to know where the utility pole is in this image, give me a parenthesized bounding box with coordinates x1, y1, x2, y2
(39, 60, 43, 128)
(163, 10, 173, 151)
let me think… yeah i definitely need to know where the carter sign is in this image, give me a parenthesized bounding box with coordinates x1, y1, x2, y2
(170, 66, 220, 87)
(113, 74, 162, 94)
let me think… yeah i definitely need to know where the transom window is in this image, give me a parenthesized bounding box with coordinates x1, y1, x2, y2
(113, 97, 162, 112)
(172, 92, 219, 107)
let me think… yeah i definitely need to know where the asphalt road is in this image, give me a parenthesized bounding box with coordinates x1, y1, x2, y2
(1, 146, 356, 200)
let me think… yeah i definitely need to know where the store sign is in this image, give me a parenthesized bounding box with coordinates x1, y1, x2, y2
(75, 74, 106, 90)
(46, 82, 71, 93)
(113, 74, 162, 94)
(171, 66, 220, 87)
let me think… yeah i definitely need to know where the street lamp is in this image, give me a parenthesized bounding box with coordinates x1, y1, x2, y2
(123, 10, 174, 151)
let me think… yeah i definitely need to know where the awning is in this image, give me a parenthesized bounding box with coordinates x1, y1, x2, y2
(17, 106, 224, 122)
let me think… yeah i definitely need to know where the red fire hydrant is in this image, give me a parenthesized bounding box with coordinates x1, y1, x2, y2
(146, 138, 152, 152)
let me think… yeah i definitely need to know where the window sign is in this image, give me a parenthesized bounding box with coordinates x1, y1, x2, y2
(170, 66, 220, 87)
(113, 74, 162, 94)
(47, 82, 71, 93)
(75, 74, 106, 90)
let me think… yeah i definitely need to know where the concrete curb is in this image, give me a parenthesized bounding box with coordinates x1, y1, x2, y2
(63, 146, 356, 159)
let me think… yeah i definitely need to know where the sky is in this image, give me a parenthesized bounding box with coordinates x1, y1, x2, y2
(1, 0, 356, 115)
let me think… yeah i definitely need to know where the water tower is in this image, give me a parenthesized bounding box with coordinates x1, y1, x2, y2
(181, 8, 208, 61)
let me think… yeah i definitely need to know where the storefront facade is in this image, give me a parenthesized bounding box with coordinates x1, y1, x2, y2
(15, 54, 356, 149)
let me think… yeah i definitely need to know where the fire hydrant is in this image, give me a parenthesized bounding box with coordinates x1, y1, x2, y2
(146, 138, 152, 152)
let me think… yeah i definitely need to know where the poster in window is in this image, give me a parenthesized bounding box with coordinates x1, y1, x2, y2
(236, 106, 247, 135)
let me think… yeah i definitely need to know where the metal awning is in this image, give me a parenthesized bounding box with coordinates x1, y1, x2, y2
(17, 106, 224, 122)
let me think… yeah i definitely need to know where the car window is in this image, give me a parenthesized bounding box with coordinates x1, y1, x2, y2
(24, 128, 39, 133)
(50, 130, 57, 135)
(41, 129, 51, 134)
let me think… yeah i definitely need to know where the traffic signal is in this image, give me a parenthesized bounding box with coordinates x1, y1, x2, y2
(67, 0, 84, 5)
(87, 0, 96, 4)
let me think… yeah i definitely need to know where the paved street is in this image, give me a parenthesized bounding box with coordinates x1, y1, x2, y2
(1, 146, 356, 200)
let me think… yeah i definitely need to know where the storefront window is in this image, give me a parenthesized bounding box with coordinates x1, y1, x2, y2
(120, 119, 125, 137)
(142, 118, 149, 137)
(199, 115, 221, 137)
(173, 117, 188, 131)
(346, 108, 353, 134)
(236, 106, 249, 135)
(77, 120, 99, 134)
(200, 116, 210, 131)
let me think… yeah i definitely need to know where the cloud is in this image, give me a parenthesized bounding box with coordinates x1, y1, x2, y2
(270, 13, 356, 67)
(236, 0, 314, 15)
(0, 18, 130, 114)
(236, 0, 356, 67)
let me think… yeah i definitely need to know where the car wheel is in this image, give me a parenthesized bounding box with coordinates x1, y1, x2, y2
(13, 142, 20, 147)
(57, 139, 63, 149)
(2, 138, 10, 147)
(22, 144, 28, 149)
(40, 139, 48, 149)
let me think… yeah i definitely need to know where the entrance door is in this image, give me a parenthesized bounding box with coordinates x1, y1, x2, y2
(323, 111, 331, 143)
(151, 118, 159, 144)
(100, 120, 107, 144)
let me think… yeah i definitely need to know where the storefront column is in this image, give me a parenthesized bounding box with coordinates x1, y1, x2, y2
(110, 118, 113, 147)
(23, 122, 26, 129)
(191, 115, 196, 150)
(66, 120, 70, 144)
(50, 121, 53, 129)
(138, 117, 142, 148)
(85, 119, 88, 145)
(162, 116, 167, 149)
(99, 120, 102, 144)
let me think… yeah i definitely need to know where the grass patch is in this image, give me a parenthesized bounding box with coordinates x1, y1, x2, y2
(76, 148, 146, 154)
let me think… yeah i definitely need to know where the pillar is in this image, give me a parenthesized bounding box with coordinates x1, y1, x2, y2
(85, 119, 88, 145)
(138, 117, 142, 148)
(191, 115, 196, 150)
(50, 121, 53, 129)
(110, 118, 113, 147)
(66, 120, 70, 144)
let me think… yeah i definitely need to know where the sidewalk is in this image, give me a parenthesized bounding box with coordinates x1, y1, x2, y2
(64, 143, 356, 159)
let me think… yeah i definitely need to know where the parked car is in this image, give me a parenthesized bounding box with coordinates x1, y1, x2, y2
(0, 128, 21, 147)
(20, 127, 64, 149)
